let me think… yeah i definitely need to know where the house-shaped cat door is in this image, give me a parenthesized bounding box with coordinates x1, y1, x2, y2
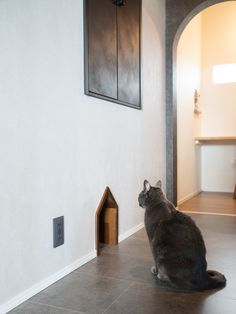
(95, 187, 118, 255)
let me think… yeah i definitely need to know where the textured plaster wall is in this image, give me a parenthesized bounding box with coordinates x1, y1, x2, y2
(0, 0, 166, 312)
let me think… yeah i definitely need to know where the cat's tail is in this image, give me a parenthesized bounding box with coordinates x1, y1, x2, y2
(207, 270, 226, 289)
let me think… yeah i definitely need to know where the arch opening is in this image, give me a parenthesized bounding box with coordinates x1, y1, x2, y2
(166, 0, 236, 205)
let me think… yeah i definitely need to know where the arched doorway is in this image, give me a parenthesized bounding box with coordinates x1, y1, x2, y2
(165, 0, 234, 205)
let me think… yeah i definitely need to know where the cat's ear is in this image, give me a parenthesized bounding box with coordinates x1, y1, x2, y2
(155, 180, 162, 188)
(144, 180, 151, 192)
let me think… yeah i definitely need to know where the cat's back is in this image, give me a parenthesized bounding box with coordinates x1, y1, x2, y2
(156, 210, 206, 252)
(162, 210, 202, 236)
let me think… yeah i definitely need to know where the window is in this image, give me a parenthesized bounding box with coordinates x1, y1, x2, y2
(212, 63, 236, 84)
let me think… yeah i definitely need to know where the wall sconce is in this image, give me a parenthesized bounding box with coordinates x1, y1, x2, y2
(194, 89, 201, 115)
(112, 0, 126, 6)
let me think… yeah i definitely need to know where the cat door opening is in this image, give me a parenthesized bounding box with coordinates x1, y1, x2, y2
(95, 187, 118, 255)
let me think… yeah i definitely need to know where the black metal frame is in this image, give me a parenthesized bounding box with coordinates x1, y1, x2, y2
(84, 0, 142, 110)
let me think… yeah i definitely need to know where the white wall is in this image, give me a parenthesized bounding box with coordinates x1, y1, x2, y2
(201, 1, 236, 136)
(200, 2, 236, 192)
(201, 2, 236, 136)
(201, 145, 236, 192)
(177, 14, 202, 203)
(0, 0, 166, 312)
(178, 2, 236, 196)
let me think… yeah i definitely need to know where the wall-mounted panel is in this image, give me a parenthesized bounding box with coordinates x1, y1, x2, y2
(117, 0, 141, 105)
(84, 0, 141, 109)
(86, 0, 117, 99)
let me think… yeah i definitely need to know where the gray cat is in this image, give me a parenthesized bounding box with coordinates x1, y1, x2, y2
(138, 180, 226, 291)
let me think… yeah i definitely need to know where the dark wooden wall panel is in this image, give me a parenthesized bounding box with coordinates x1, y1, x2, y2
(87, 0, 117, 99)
(84, 0, 141, 109)
(117, 0, 141, 106)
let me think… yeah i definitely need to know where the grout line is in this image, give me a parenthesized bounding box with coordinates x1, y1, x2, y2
(90, 273, 152, 286)
(28, 300, 85, 314)
(96, 250, 151, 259)
(101, 282, 134, 314)
(80, 271, 133, 283)
(75, 268, 151, 285)
(180, 210, 236, 217)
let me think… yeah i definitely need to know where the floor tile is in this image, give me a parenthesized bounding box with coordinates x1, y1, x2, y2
(77, 251, 155, 285)
(28, 272, 131, 314)
(188, 213, 236, 235)
(104, 282, 236, 314)
(100, 234, 151, 258)
(8, 198, 236, 314)
(8, 301, 83, 314)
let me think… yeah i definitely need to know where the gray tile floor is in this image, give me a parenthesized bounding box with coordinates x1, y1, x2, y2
(9, 213, 236, 314)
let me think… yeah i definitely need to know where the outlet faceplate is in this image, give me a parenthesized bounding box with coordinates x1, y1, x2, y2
(53, 216, 64, 248)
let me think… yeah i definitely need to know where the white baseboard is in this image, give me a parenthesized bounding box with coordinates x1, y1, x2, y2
(177, 190, 201, 206)
(118, 222, 144, 243)
(2, 223, 145, 314)
(0, 250, 96, 314)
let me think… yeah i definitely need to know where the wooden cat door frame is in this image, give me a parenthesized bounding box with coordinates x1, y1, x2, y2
(95, 187, 118, 256)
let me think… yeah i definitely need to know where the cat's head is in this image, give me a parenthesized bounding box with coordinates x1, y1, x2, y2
(138, 179, 164, 209)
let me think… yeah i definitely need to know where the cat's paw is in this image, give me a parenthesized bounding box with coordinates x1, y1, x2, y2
(151, 266, 158, 275)
(157, 272, 162, 280)
(157, 272, 169, 282)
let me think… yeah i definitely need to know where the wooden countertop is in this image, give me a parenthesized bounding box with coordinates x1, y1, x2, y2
(195, 136, 236, 144)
